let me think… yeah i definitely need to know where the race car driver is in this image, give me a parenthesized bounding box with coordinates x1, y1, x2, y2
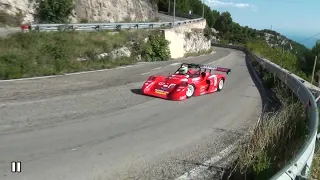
(178, 66, 188, 75)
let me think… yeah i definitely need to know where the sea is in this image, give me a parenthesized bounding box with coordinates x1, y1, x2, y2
(284, 33, 319, 49)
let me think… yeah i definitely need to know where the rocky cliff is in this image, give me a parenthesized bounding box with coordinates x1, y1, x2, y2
(184, 30, 211, 54)
(163, 20, 211, 59)
(0, 0, 158, 24)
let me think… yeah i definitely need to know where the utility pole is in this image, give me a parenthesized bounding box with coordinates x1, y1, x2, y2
(168, 0, 170, 13)
(281, 42, 285, 67)
(173, 0, 176, 27)
(202, 0, 205, 18)
(317, 71, 320, 103)
(311, 55, 318, 85)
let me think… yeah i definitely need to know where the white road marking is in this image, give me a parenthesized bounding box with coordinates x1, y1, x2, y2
(175, 143, 237, 180)
(207, 53, 232, 65)
(0, 64, 142, 82)
(151, 67, 162, 71)
(141, 66, 162, 75)
(137, 62, 150, 64)
(170, 62, 181, 66)
(140, 72, 151, 75)
(0, 51, 231, 82)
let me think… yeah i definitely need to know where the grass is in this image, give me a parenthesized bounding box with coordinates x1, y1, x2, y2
(311, 110, 320, 180)
(311, 143, 320, 180)
(0, 26, 210, 80)
(184, 47, 214, 58)
(0, 29, 160, 79)
(228, 101, 307, 179)
(221, 53, 309, 180)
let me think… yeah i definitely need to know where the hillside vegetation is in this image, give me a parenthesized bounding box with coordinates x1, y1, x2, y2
(158, 0, 320, 82)
(0, 30, 170, 79)
(157, 0, 320, 179)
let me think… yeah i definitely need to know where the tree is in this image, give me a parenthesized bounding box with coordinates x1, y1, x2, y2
(155, 0, 310, 63)
(37, 0, 75, 23)
(214, 11, 233, 36)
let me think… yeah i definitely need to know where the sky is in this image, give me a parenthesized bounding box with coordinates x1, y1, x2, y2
(202, 0, 320, 48)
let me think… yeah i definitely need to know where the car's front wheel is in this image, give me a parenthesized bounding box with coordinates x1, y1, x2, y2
(186, 84, 195, 98)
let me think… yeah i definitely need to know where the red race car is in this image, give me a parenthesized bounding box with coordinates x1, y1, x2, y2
(141, 63, 231, 101)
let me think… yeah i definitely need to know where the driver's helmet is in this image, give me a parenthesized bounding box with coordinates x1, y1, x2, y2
(179, 66, 188, 74)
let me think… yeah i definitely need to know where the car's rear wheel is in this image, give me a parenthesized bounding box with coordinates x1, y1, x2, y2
(186, 84, 195, 98)
(217, 78, 224, 91)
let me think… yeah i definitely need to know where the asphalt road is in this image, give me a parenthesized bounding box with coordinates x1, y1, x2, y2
(0, 27, 20, 37)
(0, 47, 262, 180)
(157, 13, 189, 22)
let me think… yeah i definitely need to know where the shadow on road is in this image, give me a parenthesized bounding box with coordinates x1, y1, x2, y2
(130, 88, 143, 95)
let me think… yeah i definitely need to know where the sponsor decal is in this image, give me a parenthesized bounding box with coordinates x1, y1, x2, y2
(158, 82, 164, 85)
(155, 89, 168, 95)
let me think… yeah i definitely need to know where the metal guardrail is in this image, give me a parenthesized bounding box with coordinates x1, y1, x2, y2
(23, 12, 204, 32)
(212, 43, 319, 180)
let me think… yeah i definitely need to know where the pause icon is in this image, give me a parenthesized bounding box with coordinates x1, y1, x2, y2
(11, 161, 21, 173)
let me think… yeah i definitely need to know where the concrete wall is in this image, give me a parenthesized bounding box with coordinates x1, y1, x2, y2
(173, 19, 207, 32)
(162, 19, 209, 59)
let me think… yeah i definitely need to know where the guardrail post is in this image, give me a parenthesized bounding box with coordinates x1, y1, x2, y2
(96, 25, 101, 32)
(116, 25, 121, 31)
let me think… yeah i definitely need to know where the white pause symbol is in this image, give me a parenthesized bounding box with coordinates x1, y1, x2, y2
(11, 161, 21, 173)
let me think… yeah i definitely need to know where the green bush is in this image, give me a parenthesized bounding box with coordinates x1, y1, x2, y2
(141, 34, 171, 61)
(246, 40, 310, 81)
(37, 0, 75, 23)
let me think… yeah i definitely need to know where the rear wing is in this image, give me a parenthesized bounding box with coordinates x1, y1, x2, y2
(200, 65, 231, 74)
